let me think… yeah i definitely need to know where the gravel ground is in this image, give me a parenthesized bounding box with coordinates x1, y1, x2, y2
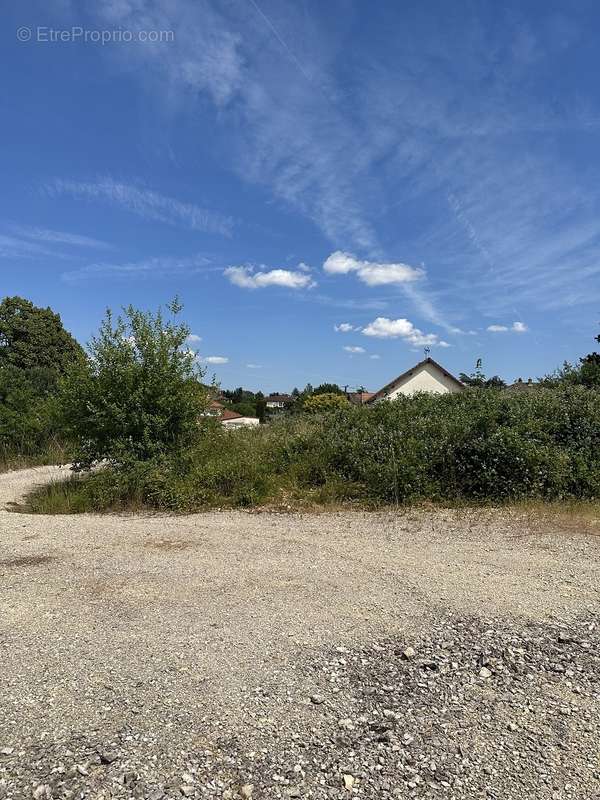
(1, 466, 600, 800)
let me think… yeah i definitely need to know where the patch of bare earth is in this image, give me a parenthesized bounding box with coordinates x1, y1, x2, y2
(0, 467, 599, 799)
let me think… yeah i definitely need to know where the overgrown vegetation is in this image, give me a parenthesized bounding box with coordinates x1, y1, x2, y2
(5, 298, 600, 513)
(59, 299, 208, 469)
(21, 385, 600, 513)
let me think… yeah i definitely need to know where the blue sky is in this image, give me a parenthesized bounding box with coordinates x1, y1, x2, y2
(3, 1, 600, 392)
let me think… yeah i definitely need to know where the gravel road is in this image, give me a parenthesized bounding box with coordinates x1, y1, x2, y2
(1, 466, 600, 799)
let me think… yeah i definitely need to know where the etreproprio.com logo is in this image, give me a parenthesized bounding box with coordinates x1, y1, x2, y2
(16, 26, 175, 44)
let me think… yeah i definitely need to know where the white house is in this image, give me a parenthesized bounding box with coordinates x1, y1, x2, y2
(369, 357, 465, 401)
(265, 393, 292, 409)
(220, 408, 260, 429)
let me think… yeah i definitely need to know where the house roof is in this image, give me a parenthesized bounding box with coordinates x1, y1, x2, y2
(208, 399, 224, 410)
(368, 357, 465, 402)
(348, 391, 375, 405)
(220, 408, 243, 421)
(266, 394, 292, 402)
(506, 378, 538, 392)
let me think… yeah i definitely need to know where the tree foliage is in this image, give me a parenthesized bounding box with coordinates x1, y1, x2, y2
(459, 358, 506, 389)
(0, 296, 83, 462)
(60, 301, 208, 468)
(543, 323, 600, 388)
(303, 392, 349, 413)
(313, 382, 344, 395)
(0, 296, 84, 390)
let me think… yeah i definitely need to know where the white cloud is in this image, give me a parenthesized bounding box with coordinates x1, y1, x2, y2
(246, 363, 262, 369)
(0, 233, 69, 260)
(186, 333, 202, 345)
(334, 322, 355, 332)
(45, 178, 233, 237)
(369, 354, 381, 359)
(362, 317, 440, 347)
(343, 345, 366, 354)
(323, 251, 424, 286)
(224, 265, 316, 290)
(62, 255, 213, 282)
(7, 224, 111, 249)
(487, 321, 529, 333)
(200, 356, 229, 365)
(74, 0, 600, 322)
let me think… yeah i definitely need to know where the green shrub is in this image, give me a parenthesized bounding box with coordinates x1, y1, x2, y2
(21, 386, 600, 512)
(59, 300, 208, 469)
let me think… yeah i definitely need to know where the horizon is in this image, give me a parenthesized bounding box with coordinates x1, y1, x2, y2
(4, 1, 600, 392)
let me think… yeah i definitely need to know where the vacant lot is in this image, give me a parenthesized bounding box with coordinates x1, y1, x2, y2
(1, 467, 600, 799)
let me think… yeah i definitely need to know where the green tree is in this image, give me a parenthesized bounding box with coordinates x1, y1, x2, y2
(0, 296, 84, 392)
(231, 401, 257, 418)
(60, 300, 208, 468)
(303, 392, 349, 413)
(313, 382, 344, 395)
(0, 296, 83, 460)
(255, 397, 267, 423)
(459, 359, 505, 389)
(543, 322, 600, 388)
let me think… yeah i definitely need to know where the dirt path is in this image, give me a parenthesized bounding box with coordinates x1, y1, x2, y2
(1, 467, 600, 799)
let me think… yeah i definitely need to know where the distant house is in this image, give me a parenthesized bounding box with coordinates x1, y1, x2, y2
(203, 399, 260, 428)
(348, 391, 375, 405)
(206, 399, 225, 416)
(369, 357, 465, 401)
(220, 408, 260, 429)
(265, 393, 292, 409)
(506, 377, 538, 392)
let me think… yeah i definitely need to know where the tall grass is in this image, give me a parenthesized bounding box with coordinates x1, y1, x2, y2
(0, 436, 69, 474)
(19, 386, 600, 513)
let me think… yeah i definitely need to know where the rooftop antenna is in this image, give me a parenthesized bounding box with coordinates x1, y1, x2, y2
(424, 346, 431, 357)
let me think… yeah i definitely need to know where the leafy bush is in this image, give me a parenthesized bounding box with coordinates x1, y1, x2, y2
(303, 392, 349, 413)
(60, 300, 209, 468)
(21, 386, 600, 513)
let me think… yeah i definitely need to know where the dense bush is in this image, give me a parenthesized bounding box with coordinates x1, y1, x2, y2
(303, 392, 349, 413)
(22, 385, 600, 512)
(60, 301, 209, 469)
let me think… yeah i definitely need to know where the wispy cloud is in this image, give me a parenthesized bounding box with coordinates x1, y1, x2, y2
(199, 355, 229, 365)
(324, 251, 424, 286)
(0, 233, 68, 260)
(45, 178, 233, 237)
(343, 345, 366, 354)
(185, 333, 203, 345)
(224, 265, 316, 290)
(487, 321, 529, 333)
(78, 0, 600, 322)
(6, 224, 111, 250)
(362, 317, 446, 348)
(246, 363, 262, 369)
(62, 255, 214, 282)
(334, 322, 356, 332)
